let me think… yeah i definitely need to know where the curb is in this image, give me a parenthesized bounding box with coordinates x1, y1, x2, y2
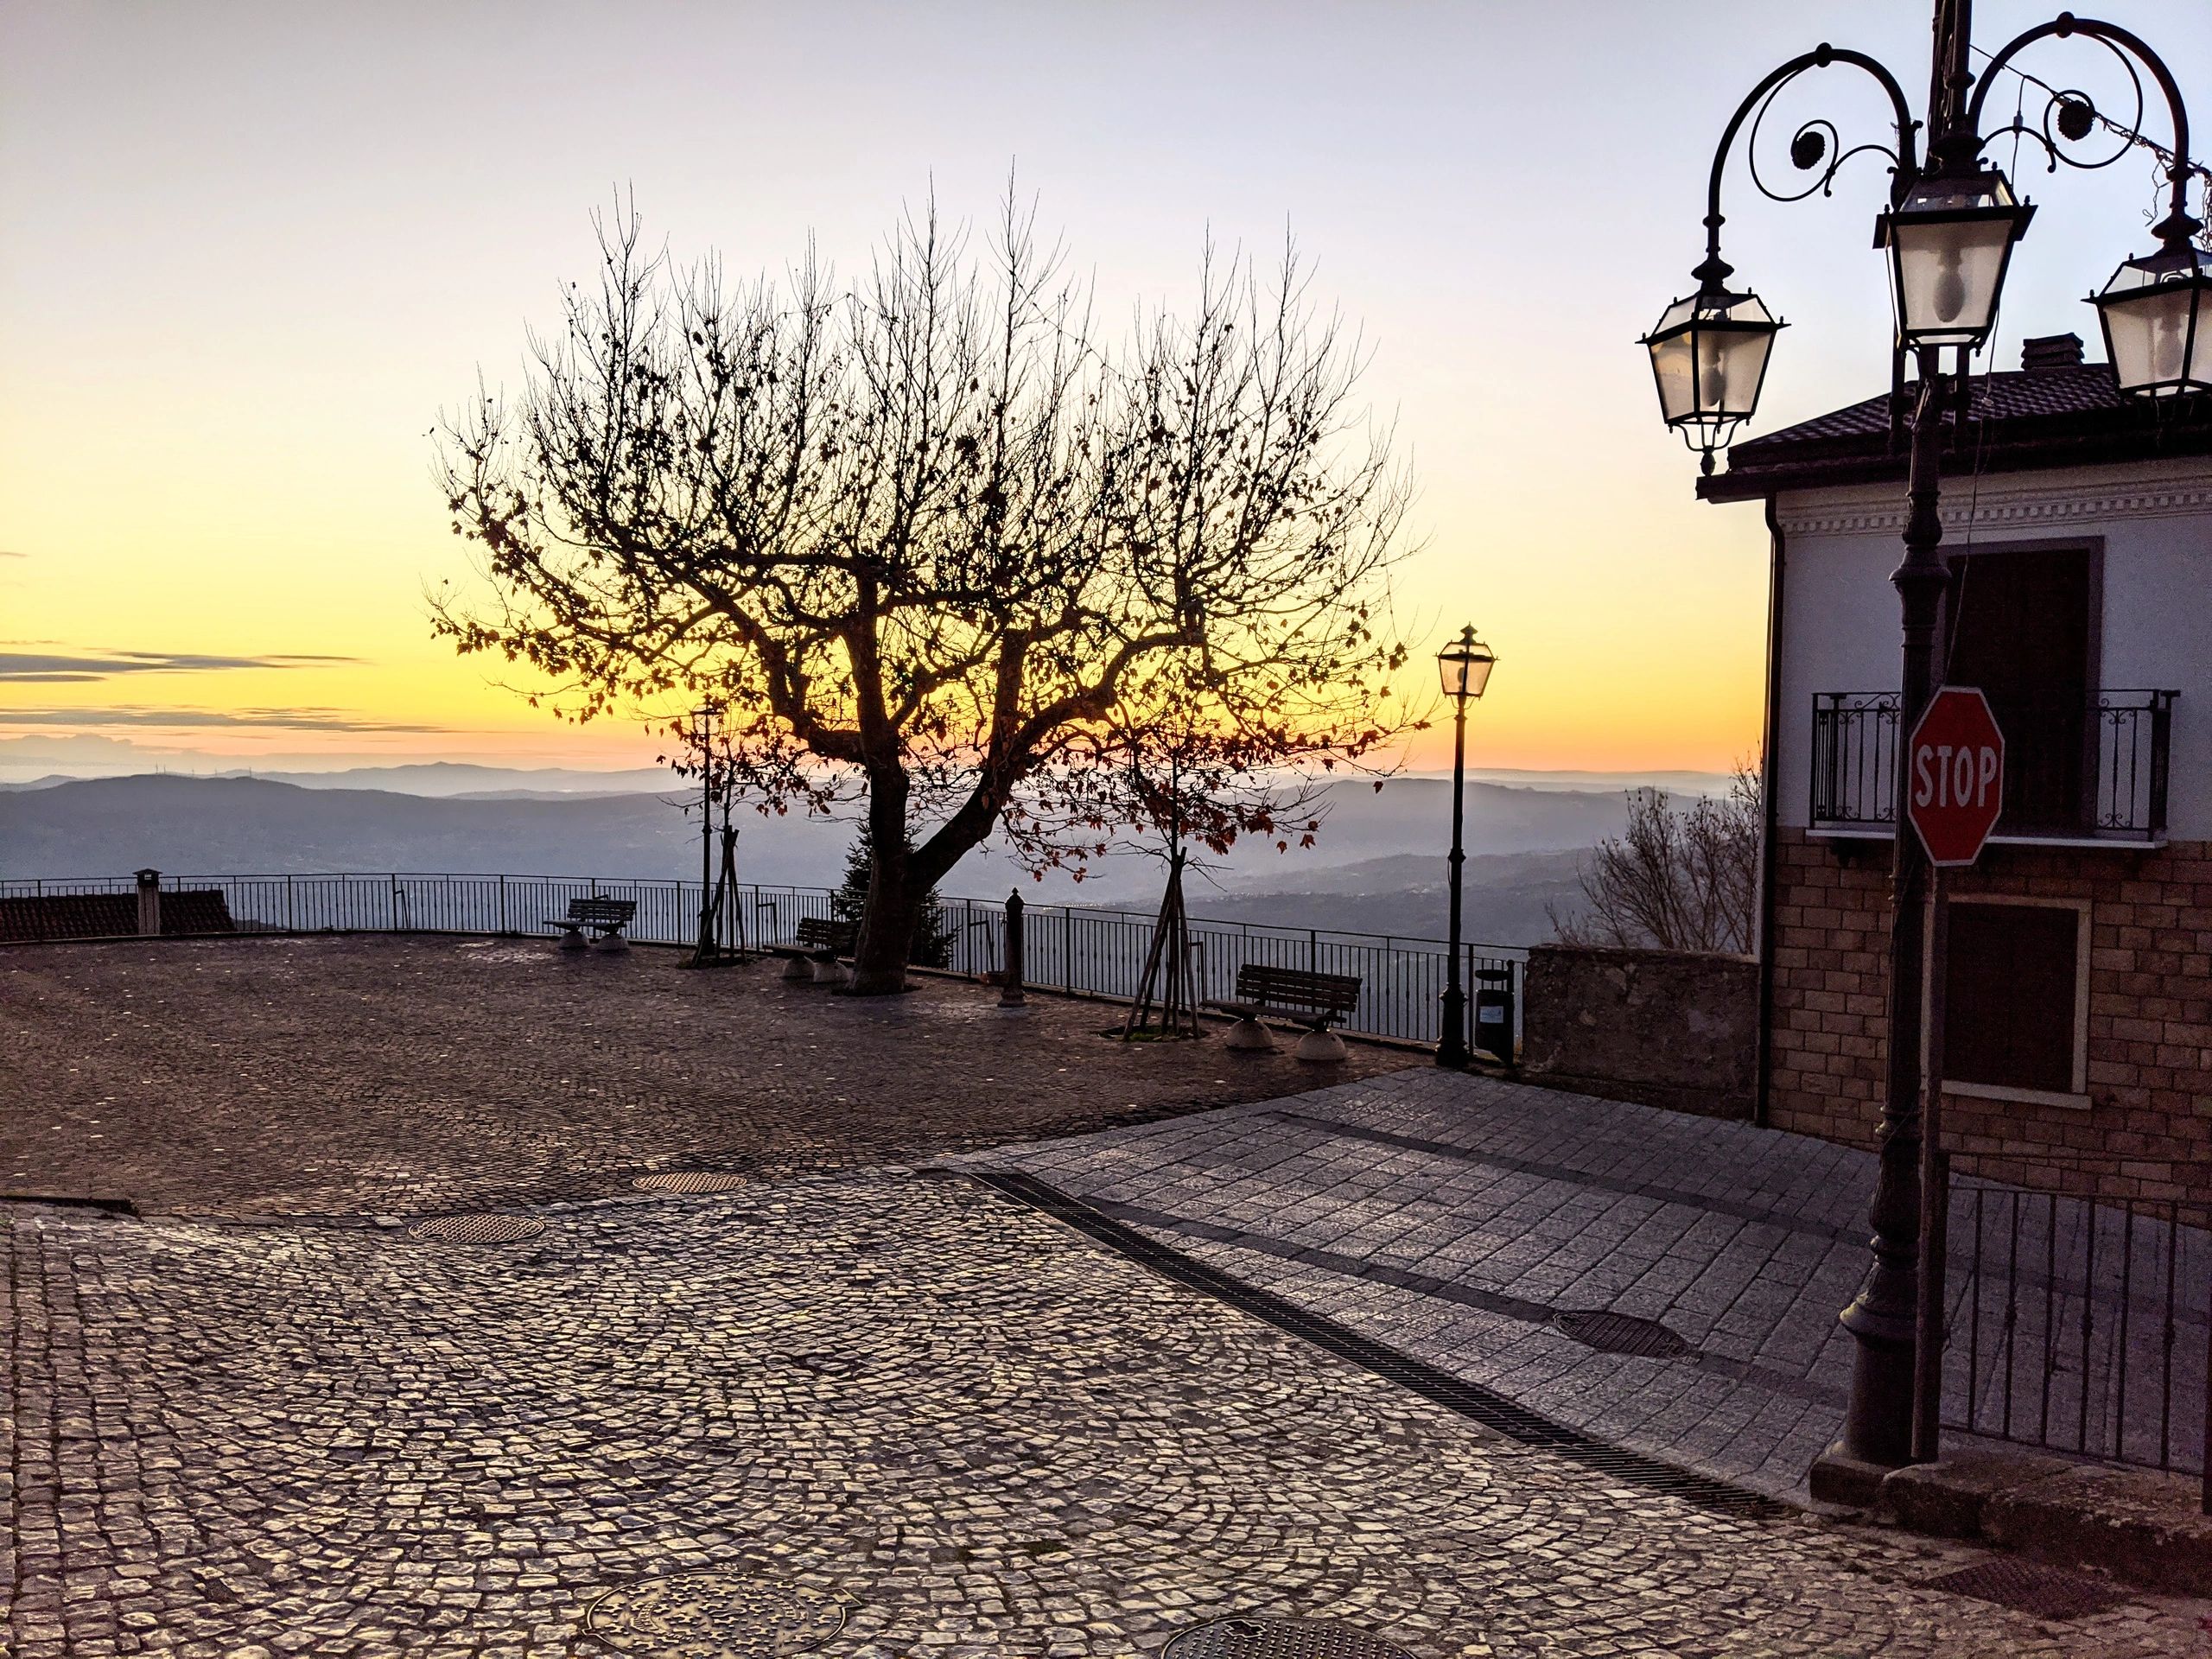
(1877, 1451, 2212, 1599)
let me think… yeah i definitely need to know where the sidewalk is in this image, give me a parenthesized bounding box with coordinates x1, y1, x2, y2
(958, 1069, 1919, 1503)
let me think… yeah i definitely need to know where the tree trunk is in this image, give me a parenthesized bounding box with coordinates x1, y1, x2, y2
(849, 891, 923, 995)
(849, 755, 1029, 994)
(849, 782, 920, 995)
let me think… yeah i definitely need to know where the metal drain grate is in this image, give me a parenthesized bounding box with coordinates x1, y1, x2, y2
(407, 1213, 545, 1245)
(1164, 1616, 1421, 1657)
(1553, 1309, 1690, 1360)
(1921, 1557, 2128, 1621)
(633, 1171, 753, 1195)
(585, 1569, 847, 1656)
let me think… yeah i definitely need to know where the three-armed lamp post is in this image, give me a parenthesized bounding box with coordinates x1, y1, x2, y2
(1435, 625, 1497, 1071)
(1643, 1, 2204, 1484)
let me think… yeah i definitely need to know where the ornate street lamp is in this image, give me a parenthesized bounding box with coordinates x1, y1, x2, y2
(1434, 625, 1496, 1071)
(2091, 244, 2212, 398)
(1641, 284, 1784, 475)
(1877, 168, 2034, 351)
(1643, 3, 2202, 1491)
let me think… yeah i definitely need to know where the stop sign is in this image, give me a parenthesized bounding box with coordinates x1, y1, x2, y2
(1907, 686, 2005, 867)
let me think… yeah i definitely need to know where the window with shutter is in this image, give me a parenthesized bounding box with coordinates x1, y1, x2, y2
(1943, 899, 2088, 1100)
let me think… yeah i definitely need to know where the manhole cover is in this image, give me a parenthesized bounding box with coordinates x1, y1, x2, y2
(407, 1213, 545, 1244)
(1163, 1616, 1421, 1657)
(585, 1570, 848, 1656)
(1922, 1557, 2127, 1620)
(633, 1171, 753, 1194)
(1553, 1309, 1690, 1360)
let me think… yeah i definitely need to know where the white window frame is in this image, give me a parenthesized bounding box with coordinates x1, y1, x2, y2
(1940, 893, 2094, 1111)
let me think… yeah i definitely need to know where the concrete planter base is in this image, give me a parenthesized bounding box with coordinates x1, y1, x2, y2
(1223, 1017, 1276, 1052)
(1293, 1028, 1349, 1064)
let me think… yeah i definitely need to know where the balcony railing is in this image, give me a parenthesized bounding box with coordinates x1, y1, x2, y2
(1811, 689, 2177, 843)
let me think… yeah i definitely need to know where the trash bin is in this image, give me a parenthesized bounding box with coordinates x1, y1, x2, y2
(1473, 967, 1516, 1066)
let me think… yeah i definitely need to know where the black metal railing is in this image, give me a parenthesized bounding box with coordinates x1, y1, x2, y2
(0, 870, 1524, 1052)
(1811, 689, 2177, 842)
(1942, 1184, 2209, 1503)
(931, 893, 1522, 1054)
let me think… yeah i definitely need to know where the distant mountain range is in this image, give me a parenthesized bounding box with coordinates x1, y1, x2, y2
(0, 761, 677, 798)
(1187, 849, 1589, 947)
(0, 770, 1647, 945)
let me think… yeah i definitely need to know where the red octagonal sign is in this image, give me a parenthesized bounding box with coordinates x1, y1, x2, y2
(1908, 686, 2006, 867)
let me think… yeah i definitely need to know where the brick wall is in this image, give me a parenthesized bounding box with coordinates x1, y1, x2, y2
(1767, 830, 2212, 1207)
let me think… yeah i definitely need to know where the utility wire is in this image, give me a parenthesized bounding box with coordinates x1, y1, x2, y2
(1970, 45, 2212, 225)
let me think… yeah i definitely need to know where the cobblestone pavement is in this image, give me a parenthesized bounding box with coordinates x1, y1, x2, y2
(959, 1068, 2202, 1503)
(7, 941, 2209, 1656)
(10, 1174, 2212, 1657)
(0, 936, 1409, 1217)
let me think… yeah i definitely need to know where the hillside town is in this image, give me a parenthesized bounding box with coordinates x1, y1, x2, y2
(3, 3, 2210, 1656)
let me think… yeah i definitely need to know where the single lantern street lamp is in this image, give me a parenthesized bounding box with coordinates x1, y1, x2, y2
(1642, 3, 2205, 1486)
(1435, 625, 1497, 1071)
(691, 703, 720, 965)
(1437, 625, 1497, 702)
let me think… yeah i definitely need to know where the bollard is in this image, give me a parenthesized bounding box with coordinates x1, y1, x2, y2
(134, 868, 162, 938)
(999, 890, 1027, 1007)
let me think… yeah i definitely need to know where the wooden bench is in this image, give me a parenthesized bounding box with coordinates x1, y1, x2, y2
(1208, 962, 1362, 1062)
(546, 896, 637, 952)
(765, 915, 857, 984)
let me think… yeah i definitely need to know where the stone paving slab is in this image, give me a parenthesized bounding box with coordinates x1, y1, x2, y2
(956, 1068, 2206, 1508)
(958, 1071, 1881, 1502)
(9, 1175, 2211, 1656)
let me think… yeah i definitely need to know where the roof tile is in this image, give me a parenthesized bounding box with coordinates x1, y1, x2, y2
(1730, 365, 2125, 458)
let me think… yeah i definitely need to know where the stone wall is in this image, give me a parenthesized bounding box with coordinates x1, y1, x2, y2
(1768, 829, 2212, 1208)
(1522, 944, 1759, 1120)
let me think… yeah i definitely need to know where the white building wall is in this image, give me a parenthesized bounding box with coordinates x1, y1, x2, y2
(1765, 457, 2212, 836)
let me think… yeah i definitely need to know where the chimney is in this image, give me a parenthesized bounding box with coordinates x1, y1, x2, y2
(2021, 332, 2085, 371)
(135, 868, 162, 937)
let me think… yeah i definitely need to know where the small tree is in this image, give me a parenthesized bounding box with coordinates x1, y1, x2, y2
(660, 704, 792, 963)
(833, 822, 952, 969)
(1550, 762, 1761, 955)
(1050, 673, 1368, 1039)
(434, 187, 1413, 994)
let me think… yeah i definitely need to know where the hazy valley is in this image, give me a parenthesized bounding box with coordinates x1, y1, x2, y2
(0, 769, 1674, 946)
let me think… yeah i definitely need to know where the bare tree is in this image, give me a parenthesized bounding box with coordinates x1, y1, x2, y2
(1550, 761, 1761, 955)
(435, 188, 1414, 993)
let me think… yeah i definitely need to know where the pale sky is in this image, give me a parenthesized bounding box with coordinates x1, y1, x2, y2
(6, 1, 2208, 776)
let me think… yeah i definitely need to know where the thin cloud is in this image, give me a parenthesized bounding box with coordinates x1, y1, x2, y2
(0, 705, 446, 734)
(0, 550, 26, 559)
(0, 649, 364, 683)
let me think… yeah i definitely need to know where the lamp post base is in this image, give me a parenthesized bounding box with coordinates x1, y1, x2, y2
(1838, 1289, 1921, 1469)
(1808, 1440, 1900, 1509)
(1436, 988, 1469, 1070)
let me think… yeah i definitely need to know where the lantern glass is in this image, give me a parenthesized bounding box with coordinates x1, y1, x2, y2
(1437, 631, 1497, 700)
(1641, 288, 1780, 431)
(2091, 247, 2212, 398)
(1878, 170, 2033, 351)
